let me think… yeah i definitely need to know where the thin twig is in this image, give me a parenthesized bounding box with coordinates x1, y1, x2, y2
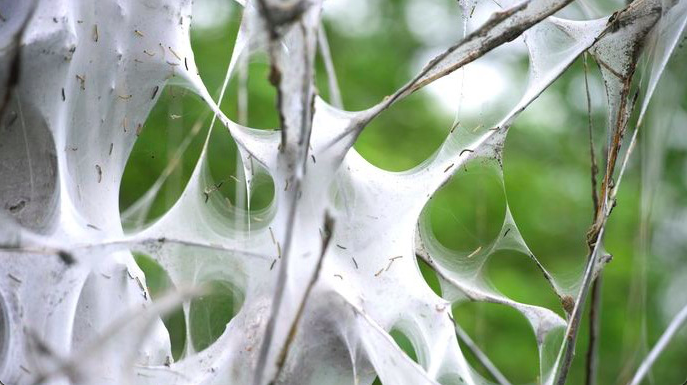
(630, 302, 687, 385)
(271, 214, 334, 382)
(253, 180, 302, 385)
(583, 53, 600, 216)
(454, 323, 512, 385)
(324, 0, 574, 148)
(585, 274, 603, 385)
(0, 236, 271, 261)
(317, 24, 343, 109)
(583, 52, 603, 385)
(556, 3, 662, 380)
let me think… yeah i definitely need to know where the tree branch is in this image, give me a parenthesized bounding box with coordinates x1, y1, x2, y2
(630, 302, 687, 385)
(585, 274, 603, 385)
(454, 323, 512, 385)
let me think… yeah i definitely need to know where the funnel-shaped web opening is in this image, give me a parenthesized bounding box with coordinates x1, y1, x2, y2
(189, 280, 245, 352)
(135, 254, 187, 360)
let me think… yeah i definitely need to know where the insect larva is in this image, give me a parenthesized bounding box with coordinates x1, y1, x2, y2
(143, 50, 155, 56)
(466, 246, 482, 259)
(334, 274, 343, 280)
(134, 29, 144, 37)
(352, 257, 358, 269)
(109, 143, 113, 155)
(123, 117, 128, 132)
(118, 94, 132, 100)
(151, 85, 159, 99)
(168, 46, 182, 61)
(61, 88, 65, 101)
(7, 200, 25, 213)
(276, 242, 282, 258)
(374, 268, 384, 277)
(503, 228, 511, 237)
(385, 255, 403, 271)
(184, 57, 188, 71)
(311, 154, 316, 163)
(450, 121, 460, 134)
(444, 164, 454, 173)
(76, 74, 85, 90)
(8, 273, 22, 283)
(95, 164, 102, 183)
(459, 149, 474, 156)
(270, 259, 277, 270)
(269, 227, 276, 244)
(93, 24, 98, 42)
(336, 244, 347, 250)
(136, 124, 143, 136)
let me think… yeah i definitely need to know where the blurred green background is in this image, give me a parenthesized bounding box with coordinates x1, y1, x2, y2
(120, 0, 687, 383)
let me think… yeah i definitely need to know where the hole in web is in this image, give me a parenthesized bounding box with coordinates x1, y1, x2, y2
(119, 84, 275, 230)
(188, 280, 244, 352)
(504, 80, 595, 286)
(134, 253, 187, 360)
(204, 120, 275, 213)
(119, 85, 209, 227)
(389, 328, 419, 364)
(451, 301, 539, 384)
(354, 90, 451, 172)
(190, 2, 280, 131)
(417, 257, 442, 296)
(370, 327, 419, 385)
(215, 55, 281, 131)
(320, 0, 417, 111)
(0, 96, 58, 233)
(426, 161, 506, 253)
(483, 249, 564, 315)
